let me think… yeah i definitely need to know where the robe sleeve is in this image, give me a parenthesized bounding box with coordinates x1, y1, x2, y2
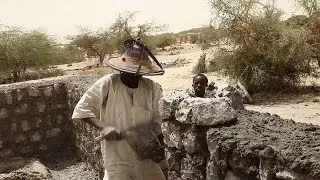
(72, 75, 110, 120)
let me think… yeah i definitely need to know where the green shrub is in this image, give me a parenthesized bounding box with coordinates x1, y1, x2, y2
(193, 53, 207, 74)
(207, 0, 317, 93)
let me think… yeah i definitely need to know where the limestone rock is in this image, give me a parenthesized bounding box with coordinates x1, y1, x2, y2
(161, 121, 184, 149)
(159, 91, 190, 121)
(176, 97, 237, 126)
(235, 82, 253, 104)
(216, 84, 244, 110)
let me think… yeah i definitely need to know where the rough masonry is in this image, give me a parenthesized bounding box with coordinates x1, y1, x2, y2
(0, 76, 104, 177)
(159, 90, 320, 180)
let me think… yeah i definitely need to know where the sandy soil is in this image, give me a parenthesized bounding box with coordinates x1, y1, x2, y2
(57, 43, 320, 126)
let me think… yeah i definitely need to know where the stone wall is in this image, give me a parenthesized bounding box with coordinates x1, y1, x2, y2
(0, 78, 72, 160)
(66, 77, 104, 174)
(0, 76, 102, 172)
(159, 91, 320, 180)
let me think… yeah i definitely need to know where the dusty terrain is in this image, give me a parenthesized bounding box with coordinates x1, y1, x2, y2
(58, 43, 320, 126)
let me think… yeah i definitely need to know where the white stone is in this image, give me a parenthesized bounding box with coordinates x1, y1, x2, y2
(31, 132, 41, 142)
(28, 87, 41, 97)
(176, 97, 237, 126)
(43, 86, 53, 97)
(4, 90, 12, 104)
(236, 82, 253, 104)
(21, 121, 31, 132)
(17, 89, 24, 101)
(37, 102, 46, 113)
(0, 108, 8, 119)
(216, 84, 244, 110)
(53, 84, 61, 93)
(159, 91, 190, 120)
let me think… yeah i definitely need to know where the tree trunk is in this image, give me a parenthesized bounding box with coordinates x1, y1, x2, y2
(99, 55, 104, 66)
(12, 71, 19, 82)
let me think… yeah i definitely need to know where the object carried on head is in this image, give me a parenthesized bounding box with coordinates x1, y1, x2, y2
(105, 38, 165, 76)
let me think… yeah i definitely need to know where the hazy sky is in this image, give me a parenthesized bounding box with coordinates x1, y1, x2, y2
(0, 0, 303, 42)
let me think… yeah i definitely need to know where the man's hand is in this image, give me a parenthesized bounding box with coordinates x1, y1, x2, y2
(95, 126, 122, 142)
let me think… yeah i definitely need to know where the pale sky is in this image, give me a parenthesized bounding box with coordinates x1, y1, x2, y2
(0, 0, 303, 42)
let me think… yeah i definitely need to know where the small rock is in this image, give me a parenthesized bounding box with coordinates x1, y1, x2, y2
(312, 98, 319, 102)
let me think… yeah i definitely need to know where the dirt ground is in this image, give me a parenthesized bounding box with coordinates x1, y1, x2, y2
(57, 43, 320, 126)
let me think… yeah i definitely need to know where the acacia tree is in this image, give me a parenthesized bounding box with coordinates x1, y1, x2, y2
(295, 0, 320, 15)
(0, 27, 57, 81)
(206, 0, 315, 92)
(71, 12, 166, 65)
(70, 28, 114, 66)
(109, 11, 167, 53)
(295, 0, 320, 66)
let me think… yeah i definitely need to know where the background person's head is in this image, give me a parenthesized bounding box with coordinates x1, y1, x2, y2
(192, 73, 208, 97)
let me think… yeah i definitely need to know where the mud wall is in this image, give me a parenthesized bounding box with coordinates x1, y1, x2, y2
(159, 91, 320, 180)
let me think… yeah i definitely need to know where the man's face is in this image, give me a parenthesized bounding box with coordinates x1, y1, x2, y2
(192, 76, 208, 97)
(121, 72, 142, 84)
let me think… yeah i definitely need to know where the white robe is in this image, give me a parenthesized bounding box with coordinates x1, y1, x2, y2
(72, 74, 165, 180)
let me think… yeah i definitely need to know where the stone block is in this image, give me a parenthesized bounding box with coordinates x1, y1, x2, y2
(15, 135, 27, 143)
(34, 117, 42, 128)
(0, 108, 8, 119)
(176, 97, 237, 126)
(182, 130, 202, 154)
(159, 91, 190, 121)
(21, 121, 31, 132)
(43, 86, 53, 97)
(17, 88, 26, 101)
(4, 90, 13, 104)
(28, 87, 41, 97)
(14, 104, 28, 114)
(180, 154, 206, 180)
(162, 121, 183, 149)
(46, 128, 61, 138)
(37, 102, 46, 113)
(165, 148, 183, 172)
(31, 132, 41, 142)
(216, 84, 244, 110)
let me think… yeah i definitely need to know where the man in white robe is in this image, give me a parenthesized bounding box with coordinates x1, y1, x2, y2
(72, 39, 166, 180)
